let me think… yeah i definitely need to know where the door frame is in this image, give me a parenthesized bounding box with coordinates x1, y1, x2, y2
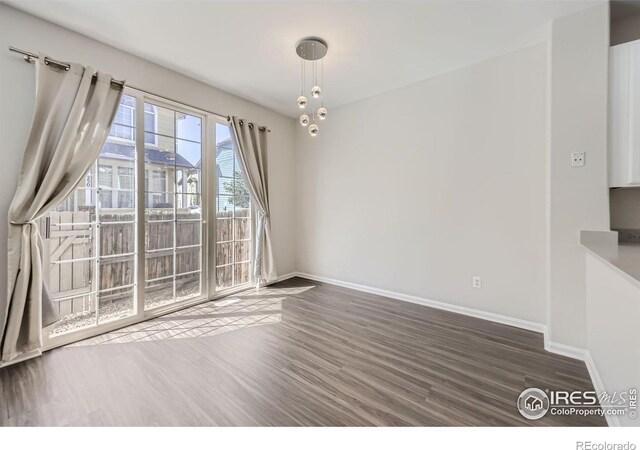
(42, 90, 255, 351)
(208, 117, 256, 297)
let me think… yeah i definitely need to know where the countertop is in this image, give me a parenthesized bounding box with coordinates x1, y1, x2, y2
(581, 238, 640, 289)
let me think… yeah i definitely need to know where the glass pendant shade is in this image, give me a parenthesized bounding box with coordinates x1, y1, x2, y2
(296, 38, 328, 136)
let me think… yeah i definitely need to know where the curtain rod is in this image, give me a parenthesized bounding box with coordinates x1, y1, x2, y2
(238, 120, 271, 133)
(10, 46, 127, 85)
(8, 45, 262, 126)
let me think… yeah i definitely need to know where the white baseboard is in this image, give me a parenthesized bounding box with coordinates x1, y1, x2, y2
(583, 352, 621, 427)
(277, 272, 298, 282)
(543, 340, 618, 427)
(544, 339, 588, 360)
(271, 272, 297, 284)
(292, 271, 547, 334)
(286, 271, 618, 426)
(541, 338, 618, 426)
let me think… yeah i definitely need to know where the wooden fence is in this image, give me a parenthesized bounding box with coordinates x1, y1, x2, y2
(47, 208, 250, 317)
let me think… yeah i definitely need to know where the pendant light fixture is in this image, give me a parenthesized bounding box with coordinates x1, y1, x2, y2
(296, 37, 328, 136)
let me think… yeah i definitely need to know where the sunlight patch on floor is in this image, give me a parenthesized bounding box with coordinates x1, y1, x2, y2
(68, 295, 285, 347)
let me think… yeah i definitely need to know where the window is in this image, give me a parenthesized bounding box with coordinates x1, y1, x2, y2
(97, 165, 136, 209)
(118, 166, 135, 190)
(41, 88, 253, 346)
(152, 170, 166, 192)
(109, 96, 135, 141)
(148, 170, 168, 207)
(117, 167, 135, 209)
(109, 99, 156, 145)
(144, 104, 157, 145)
(215, 123, 252, 290)
(98, 164, 113, 208)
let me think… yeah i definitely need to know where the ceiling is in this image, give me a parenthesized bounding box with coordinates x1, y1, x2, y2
(8, 1, 602, 118)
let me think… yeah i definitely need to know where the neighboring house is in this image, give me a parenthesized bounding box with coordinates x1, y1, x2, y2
(99, 141, 198, 209)
(56, 101, 247, 215)
(57, 97, 202, 212)
(216, 137, 235, 204)
(215, 137, 249, 212)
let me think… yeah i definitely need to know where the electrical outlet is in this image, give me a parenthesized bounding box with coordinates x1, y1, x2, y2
(472, 276, 482, 289)
(571, 152, 585, 167)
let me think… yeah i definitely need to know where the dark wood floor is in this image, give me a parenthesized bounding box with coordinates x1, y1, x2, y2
(0, 277, 605, 426)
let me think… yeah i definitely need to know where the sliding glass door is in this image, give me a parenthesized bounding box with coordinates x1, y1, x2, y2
(42, 88, 254, 348)
(143, 102, 204, 311)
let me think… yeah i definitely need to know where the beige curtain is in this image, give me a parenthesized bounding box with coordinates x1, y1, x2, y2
(1, 54, 123, 364)
(230, 117, 277, 285)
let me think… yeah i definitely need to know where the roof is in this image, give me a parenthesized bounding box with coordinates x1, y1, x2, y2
(216, 137, 234, 157)
(101, 141, 195, 169)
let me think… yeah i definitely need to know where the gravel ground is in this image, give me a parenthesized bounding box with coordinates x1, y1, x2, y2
(49, 281, 200, 337)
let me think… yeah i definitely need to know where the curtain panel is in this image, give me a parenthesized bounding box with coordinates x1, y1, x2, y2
(1, 55, 123, 364)
(230, 117, 277, 285)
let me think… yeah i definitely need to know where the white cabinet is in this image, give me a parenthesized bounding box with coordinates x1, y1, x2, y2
(609, 40, 640, 187)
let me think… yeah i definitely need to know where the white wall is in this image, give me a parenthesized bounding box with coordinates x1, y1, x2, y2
(0, 4, 297, 306)
(586, 252, 640, 427)
(295, 44, 548, 324)
(547, 3, 610, 348)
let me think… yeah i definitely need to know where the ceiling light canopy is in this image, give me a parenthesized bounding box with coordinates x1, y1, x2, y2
(296, 37, 328, 136)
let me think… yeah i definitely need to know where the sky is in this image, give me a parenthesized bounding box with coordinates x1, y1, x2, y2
(175, 119, 233, 166)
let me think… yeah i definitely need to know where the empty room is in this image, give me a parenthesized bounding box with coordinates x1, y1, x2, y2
(0, 0, 638, 444)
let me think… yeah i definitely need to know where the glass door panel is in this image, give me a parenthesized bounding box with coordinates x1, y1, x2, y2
(45, 93, 139, 338)
(215, 123, 253, 291)
(144, 103, 204, 311)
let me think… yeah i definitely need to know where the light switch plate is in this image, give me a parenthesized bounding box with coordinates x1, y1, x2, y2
(571, 152, 585, 167)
